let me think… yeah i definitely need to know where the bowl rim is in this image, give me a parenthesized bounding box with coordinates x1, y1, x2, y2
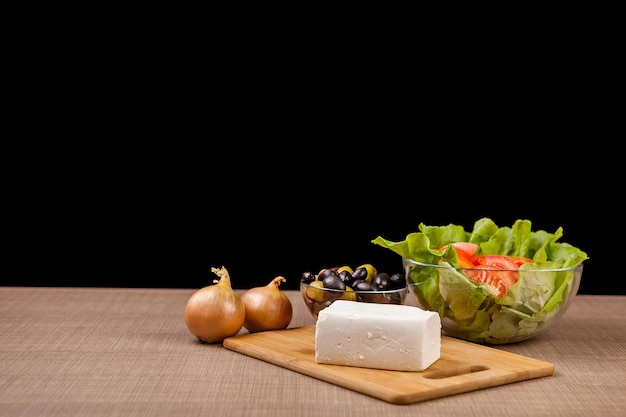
(402, 257, 584, 273)
(300, 280, 408, 294)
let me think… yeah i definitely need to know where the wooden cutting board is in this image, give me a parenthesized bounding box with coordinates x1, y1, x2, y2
(223, 325, 553, 405)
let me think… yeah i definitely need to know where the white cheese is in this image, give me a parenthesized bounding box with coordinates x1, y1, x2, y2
(315, 300, 441, 371)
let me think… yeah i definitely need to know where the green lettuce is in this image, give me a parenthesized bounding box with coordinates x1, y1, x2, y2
(372, 218, 588, 344)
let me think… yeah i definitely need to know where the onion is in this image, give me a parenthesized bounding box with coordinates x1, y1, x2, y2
(240, 276, 293, 333)
(184, 266, 245, 343)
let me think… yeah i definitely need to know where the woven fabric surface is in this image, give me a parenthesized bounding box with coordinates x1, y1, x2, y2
(0, 288, 624, 417)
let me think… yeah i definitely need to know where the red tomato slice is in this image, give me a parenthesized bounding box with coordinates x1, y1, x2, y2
(450, 242, 479, 257)
(464, 266, 514, 298)
(506, 256, 533, 267)
(467, 255, 519, 298)
(456, 252, 476, 268)
(440, 242, 478, 268)
(473, 255, 519, 271)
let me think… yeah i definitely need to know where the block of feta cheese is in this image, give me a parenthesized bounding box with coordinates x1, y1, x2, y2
(315, 300, 441, 371)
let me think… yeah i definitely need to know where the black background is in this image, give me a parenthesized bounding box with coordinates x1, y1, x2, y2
(2, 139, 620, 295)
(3, 17, 621, 295)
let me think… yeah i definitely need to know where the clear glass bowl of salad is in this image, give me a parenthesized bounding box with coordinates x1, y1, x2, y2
(402, 258, 583, 344)
(372, 218, 589, 345)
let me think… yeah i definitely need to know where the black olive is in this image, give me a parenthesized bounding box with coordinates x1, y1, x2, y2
(351, 267, 368, 282)
(322, 274, 346, 291)
(352, 279, 377, 291)
(337, 270, 353, 285)
(320, 274, 345, 302)
(301, 271, 316, 284)
(371, 272, 390, 290)
(352, 280, 379, 302)
(388, 273, 406, 289)
(318, 268, 337, 280)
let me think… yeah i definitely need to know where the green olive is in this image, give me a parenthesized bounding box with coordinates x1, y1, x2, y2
(306, 280, 325, 302)
(336, 265, 354, 275)
(340, 286, 357, 301)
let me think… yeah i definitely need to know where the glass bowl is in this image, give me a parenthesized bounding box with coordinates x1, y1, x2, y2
(403, 258, 583, 344)
(300, 280, 408, 320)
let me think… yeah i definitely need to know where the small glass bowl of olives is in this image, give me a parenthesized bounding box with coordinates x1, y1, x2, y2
(300, 264, 409, 319)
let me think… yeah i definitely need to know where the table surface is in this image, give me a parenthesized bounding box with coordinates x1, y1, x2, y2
(1, 287, 624, 417)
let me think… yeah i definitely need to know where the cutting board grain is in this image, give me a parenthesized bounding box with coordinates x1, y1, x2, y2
(223, 325, 554, 405)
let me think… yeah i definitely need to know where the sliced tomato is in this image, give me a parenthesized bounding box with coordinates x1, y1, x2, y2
(456, 251, 476, 268)
(473, 255, 519, 271)
(464, 266, 514, 298)
(467, 255, 519, 298)
(447, 242, 479, 257)
(505, 255, 533, 267)
(440, 242, 478, 268)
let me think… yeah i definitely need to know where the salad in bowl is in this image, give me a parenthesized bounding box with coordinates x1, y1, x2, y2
(372, 218, 588, 344)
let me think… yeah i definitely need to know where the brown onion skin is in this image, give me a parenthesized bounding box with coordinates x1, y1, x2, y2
(240, 276, 293, 333)
(184, 266, 245, 343)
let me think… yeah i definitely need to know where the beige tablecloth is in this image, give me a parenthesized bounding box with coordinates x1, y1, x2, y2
(0, 287, 624, 417)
